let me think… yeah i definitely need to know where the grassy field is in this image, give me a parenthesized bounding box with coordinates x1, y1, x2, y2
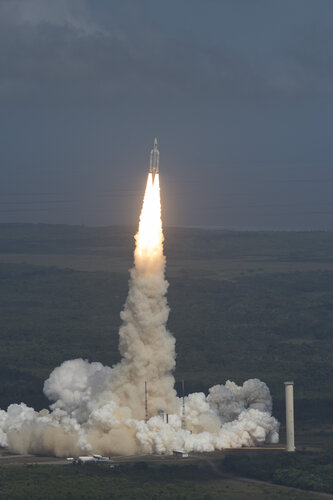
(0, 224, 332, 279)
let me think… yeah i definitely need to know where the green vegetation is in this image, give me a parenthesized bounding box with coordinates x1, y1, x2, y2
(0, 462, 322, 500)
(223, 451, 333, 494)
(0, 223, 332, 497)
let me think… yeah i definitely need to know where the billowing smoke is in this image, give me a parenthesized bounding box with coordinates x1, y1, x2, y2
(0, 173, 279, 456)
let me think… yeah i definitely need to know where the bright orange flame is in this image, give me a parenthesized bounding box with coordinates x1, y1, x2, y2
(135, 173, 163, 263)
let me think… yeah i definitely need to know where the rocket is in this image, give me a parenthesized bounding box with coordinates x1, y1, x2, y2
(149, 138, 159, 179)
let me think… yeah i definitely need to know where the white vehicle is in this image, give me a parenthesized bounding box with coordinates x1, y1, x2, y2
(92, 454, 110, 462)
(73, 455, 110, 464)
(173, 450, 189, 458)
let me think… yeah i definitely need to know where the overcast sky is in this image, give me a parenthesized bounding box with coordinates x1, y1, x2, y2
(1, 0, 333, 229)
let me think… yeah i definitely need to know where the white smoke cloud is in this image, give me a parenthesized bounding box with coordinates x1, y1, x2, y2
(43, 359, 113, 422)
(0, 173, 279, 456)
(0, 359, 279, 456)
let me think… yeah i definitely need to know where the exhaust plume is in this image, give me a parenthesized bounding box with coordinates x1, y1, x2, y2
(109, 173, 178, 417)
(0, 172, 279, 456)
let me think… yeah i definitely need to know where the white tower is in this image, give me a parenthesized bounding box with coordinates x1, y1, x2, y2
(284, 381, 295, 452)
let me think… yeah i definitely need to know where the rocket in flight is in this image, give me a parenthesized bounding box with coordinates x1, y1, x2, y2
(149, 138, 159, 179)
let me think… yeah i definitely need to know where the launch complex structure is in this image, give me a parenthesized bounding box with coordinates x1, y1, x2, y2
(144, 379, 187, 429)
(142, 139, 295, 452)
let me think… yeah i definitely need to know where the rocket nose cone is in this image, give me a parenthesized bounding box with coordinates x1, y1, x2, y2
(154, 138, 158, 148)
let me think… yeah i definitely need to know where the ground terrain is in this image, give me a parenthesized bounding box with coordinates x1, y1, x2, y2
(0, 223, 332, 498)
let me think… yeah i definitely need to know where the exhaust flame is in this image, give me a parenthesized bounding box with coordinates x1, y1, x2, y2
(136, 173, 163, 261)
(0, 168, 280, 457)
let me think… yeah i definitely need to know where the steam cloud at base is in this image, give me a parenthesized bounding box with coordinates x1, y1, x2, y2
(0, 172, 279, 456)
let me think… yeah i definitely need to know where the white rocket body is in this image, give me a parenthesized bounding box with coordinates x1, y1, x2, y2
(149, 138, 159, 178)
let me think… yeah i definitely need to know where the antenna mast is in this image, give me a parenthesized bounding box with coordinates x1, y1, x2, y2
(145, 381, 148, 423)
(181, 379, 186, 430)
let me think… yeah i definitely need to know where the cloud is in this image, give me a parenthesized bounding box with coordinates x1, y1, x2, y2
(266, 27, 333, 97)
(0, 0, 333, 106)
(0, 0, 97, 33)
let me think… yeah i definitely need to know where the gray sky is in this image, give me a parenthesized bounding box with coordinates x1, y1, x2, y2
(1, 0, 333, 229)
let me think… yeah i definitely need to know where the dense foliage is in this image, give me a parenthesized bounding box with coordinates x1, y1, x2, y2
(223, 451, 333, 493)
(0, 462, 321, 500)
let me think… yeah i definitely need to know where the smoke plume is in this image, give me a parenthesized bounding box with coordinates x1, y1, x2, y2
(0, 173, 279, 456)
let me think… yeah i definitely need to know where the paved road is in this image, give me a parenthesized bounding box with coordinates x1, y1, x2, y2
(0, 453, 67, 466)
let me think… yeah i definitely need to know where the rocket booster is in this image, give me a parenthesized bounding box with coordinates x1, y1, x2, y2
(149, 138, 159, 178)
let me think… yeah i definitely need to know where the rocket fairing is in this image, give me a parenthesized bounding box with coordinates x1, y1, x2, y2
(149, 138, 159, 178)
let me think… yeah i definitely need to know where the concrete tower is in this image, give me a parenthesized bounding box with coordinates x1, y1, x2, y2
(284, 381, 295, 452)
